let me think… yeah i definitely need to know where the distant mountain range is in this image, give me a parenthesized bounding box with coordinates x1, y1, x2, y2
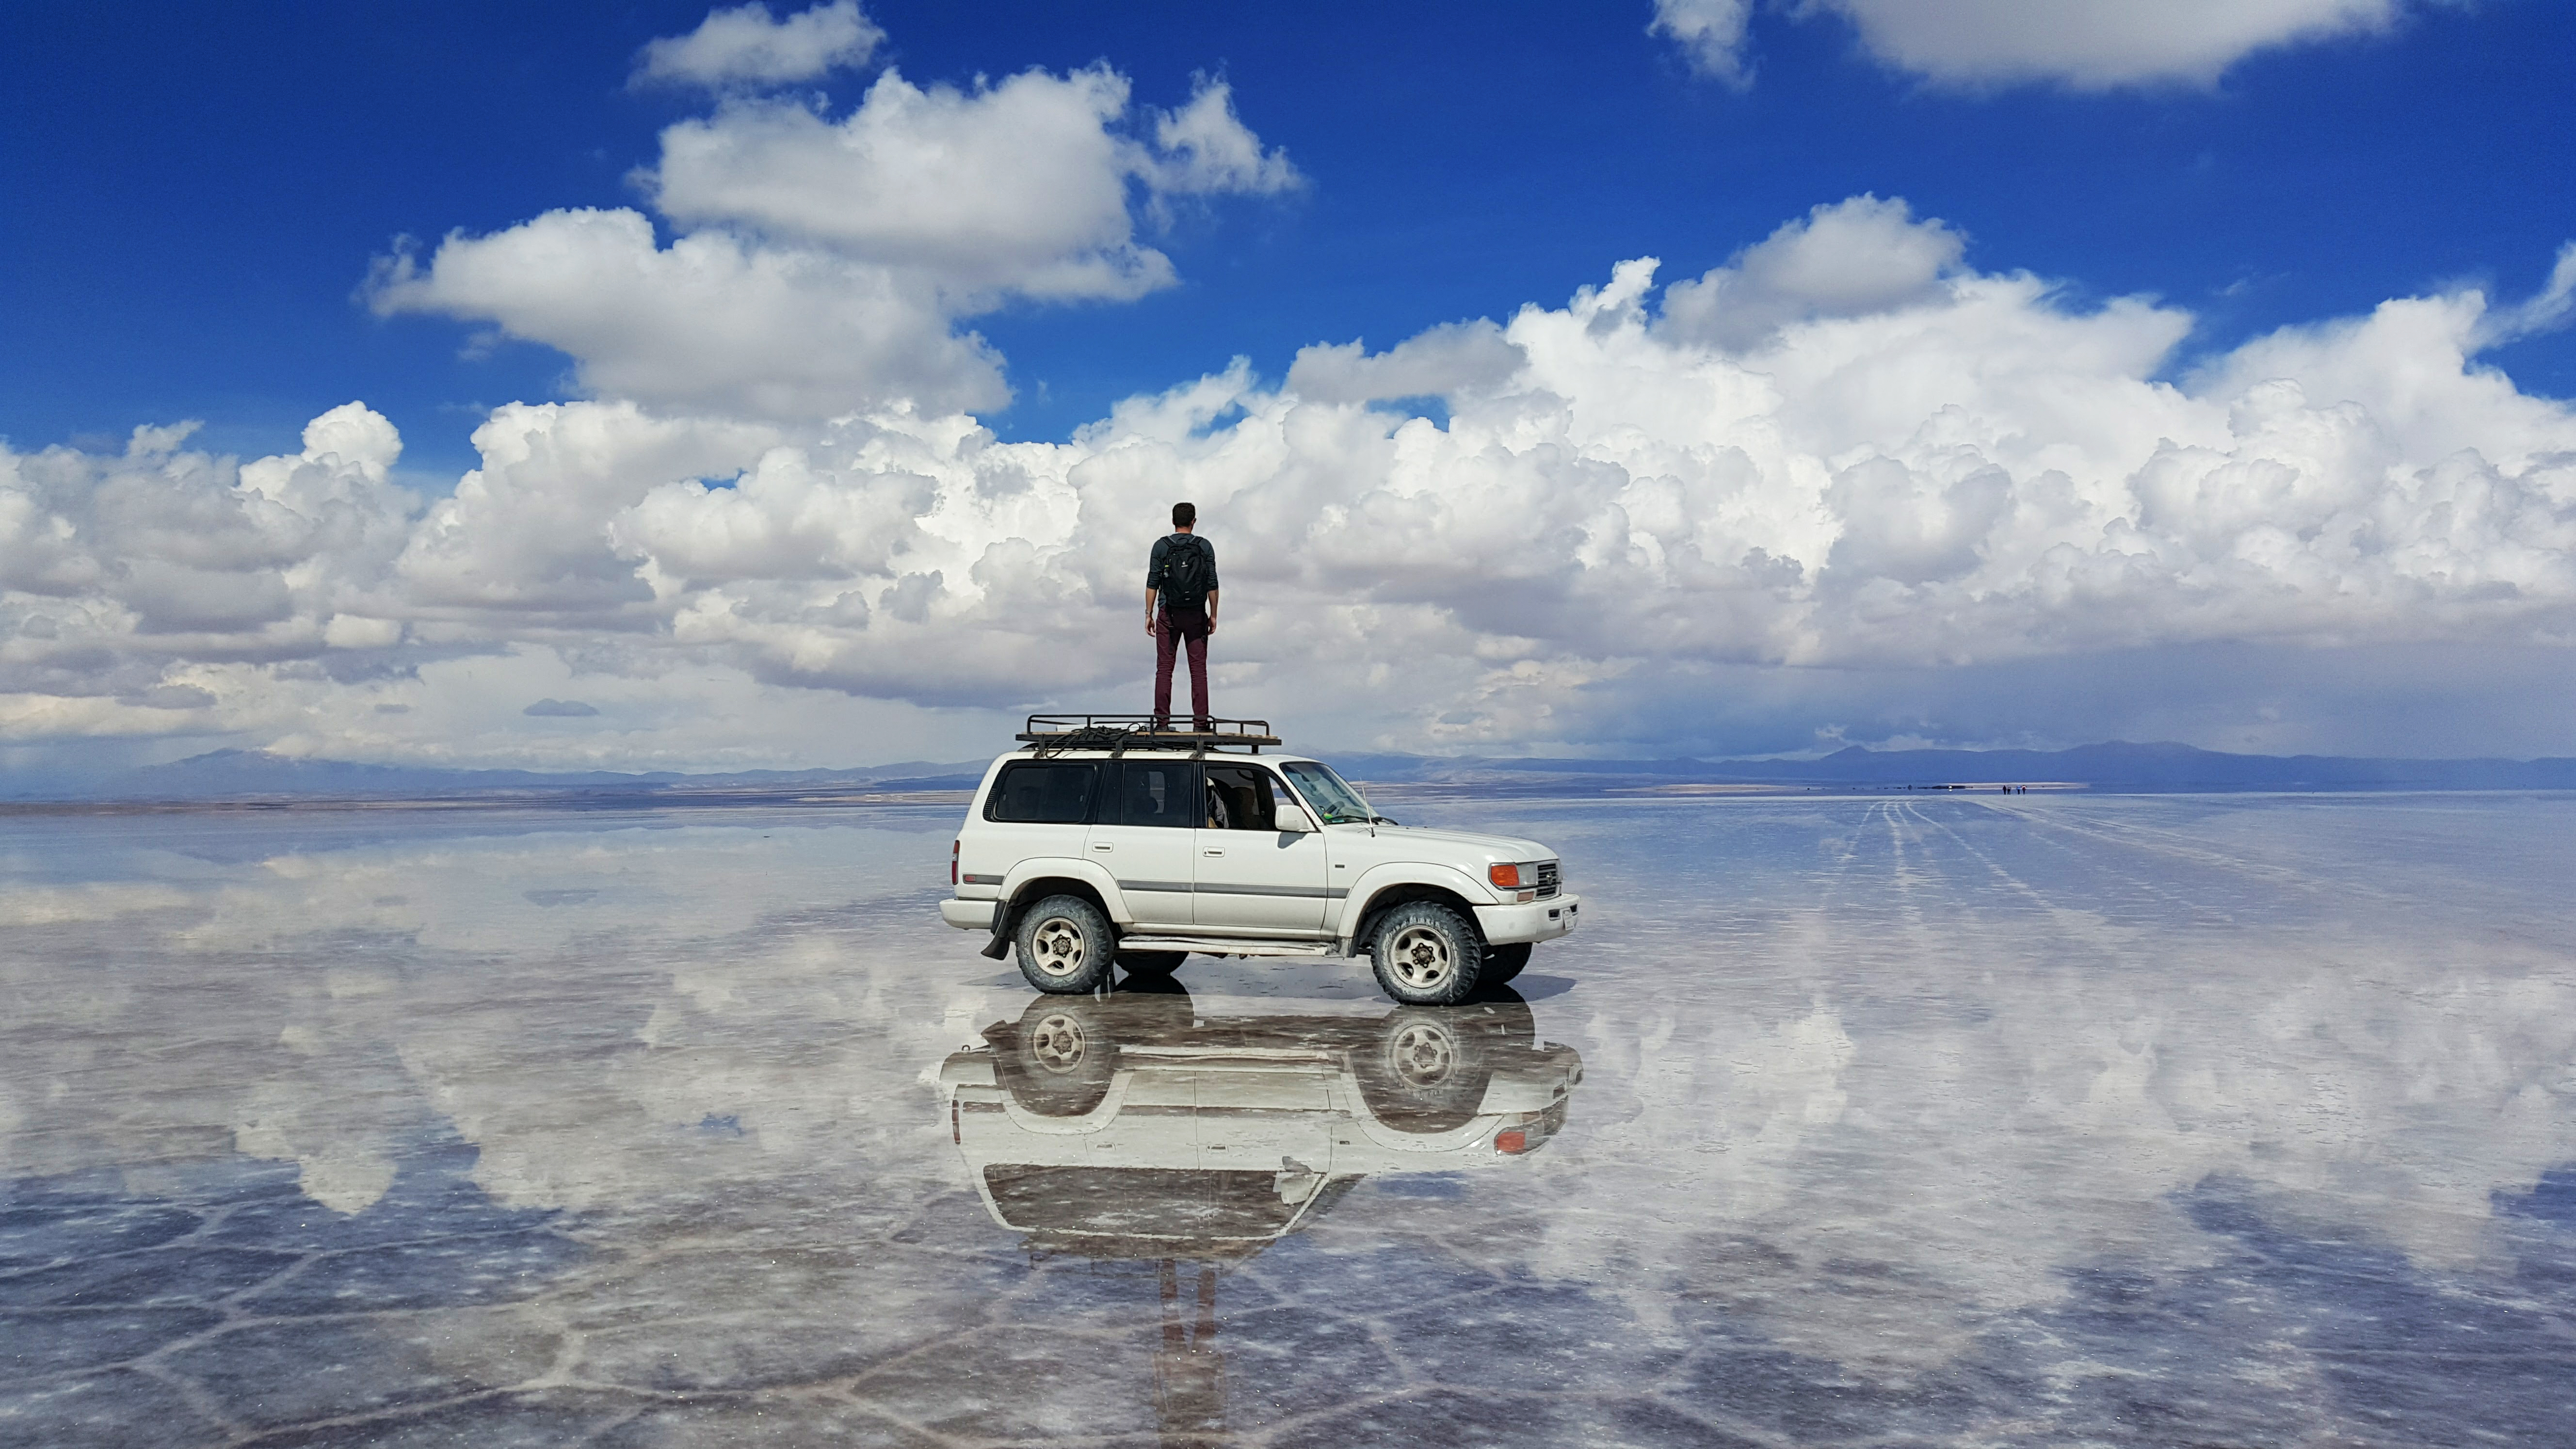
(0, 749, 990, 805)
(1341, 741, 2576, 794)
(3, 740, 2570, 808)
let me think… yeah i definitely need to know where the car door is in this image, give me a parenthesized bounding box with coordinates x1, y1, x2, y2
(1192, 763, 1332, 934)
(1089, 758, 1200, 929)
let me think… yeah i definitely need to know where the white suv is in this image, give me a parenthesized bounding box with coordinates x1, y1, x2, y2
(941, 988, 1583, 1259)
(939, 717, 1581, 1004)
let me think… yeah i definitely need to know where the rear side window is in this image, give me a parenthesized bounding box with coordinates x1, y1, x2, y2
(1108, 760, 1200, 828)
(984, 762, 1101, 823)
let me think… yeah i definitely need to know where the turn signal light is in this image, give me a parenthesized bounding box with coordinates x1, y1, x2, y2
(1495, 1128, 1530, 1155)
(1488, 863, 1523, 889)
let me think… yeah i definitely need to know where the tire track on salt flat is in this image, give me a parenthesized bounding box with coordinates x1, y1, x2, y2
(1977, 797, 2364, 913)
(1918, 798, 2225, 929)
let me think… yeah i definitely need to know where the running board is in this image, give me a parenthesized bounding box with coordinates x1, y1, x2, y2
(1119, 935, 1338, 959)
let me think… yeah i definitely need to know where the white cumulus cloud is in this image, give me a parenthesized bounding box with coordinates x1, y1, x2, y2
(1284, 321, 1529, 405)
(18, 190, 2576, 769)
(653, 67, 1166, 299)
(1661, 0, 2444, 90)
(1146, 76, 1305, 200)
(1649, 0, 1757, 86)
(0, 403, 417, 734)
(368, 211, 1008, 420)
(633, 0, 884, 91)
(1663, 194, 1967, 350)
(371, 65, 1297, 422)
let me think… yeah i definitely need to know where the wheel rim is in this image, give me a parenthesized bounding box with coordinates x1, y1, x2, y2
(1027, 1011, 1088, 1073)
(1385, 1020, 1458, 1088)
(1384, 923, 1455, 992)
(1028, 915, 1088, 980)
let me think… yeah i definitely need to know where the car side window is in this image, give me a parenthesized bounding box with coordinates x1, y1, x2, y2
(1109, 760, 1199, 828)
(1203, 763, 1280, 831)
(984, 762, 1100, 823)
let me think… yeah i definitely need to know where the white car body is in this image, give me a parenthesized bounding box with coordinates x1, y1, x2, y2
(940, 992, 1583, 1260)
(936, 746, 1581, 966)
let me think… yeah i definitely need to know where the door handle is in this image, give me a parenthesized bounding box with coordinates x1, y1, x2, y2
(1203, 848, 1225, 857)
(1092, 842, 1114, 852)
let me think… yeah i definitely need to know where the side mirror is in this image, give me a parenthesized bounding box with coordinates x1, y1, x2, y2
(1277, 809, 1318, 834)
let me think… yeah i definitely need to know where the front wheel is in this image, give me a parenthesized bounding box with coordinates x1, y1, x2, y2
(1482, 941, 1531, 986)
(1015, 894, 1114, 995)
(1354, 1008, 1490, 1132)
(1368, 902, 1483, 1006)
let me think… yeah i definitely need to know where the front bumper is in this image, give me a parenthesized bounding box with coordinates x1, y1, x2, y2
(940, 898, 997, 931)
(1474, 892, 1580, 946)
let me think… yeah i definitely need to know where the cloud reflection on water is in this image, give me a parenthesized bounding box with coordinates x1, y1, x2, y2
(0, 795, 2570, 1444)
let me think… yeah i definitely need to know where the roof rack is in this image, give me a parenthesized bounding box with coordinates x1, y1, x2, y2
(1018, 714, 1282, 757)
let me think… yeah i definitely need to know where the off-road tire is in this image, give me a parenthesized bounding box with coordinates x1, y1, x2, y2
(1481, 941, 1532, 986)
(993, 997, 1116, 1115)
(1015, 894, 1114, 995)
(1368, 901, 1483, 1006)
(1353, 1007, 1490, 1132)
(1115, 949, 1186, 977)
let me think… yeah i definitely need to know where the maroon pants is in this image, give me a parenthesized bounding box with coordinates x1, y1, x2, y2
(1154, 614, 1209, 726)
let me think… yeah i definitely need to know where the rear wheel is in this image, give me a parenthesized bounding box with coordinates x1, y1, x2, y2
(1482, 942, 1531, 986)
(994, 997, 1116, 1114)
(1015, 894, 1113, 995)
(1368, 901, 1483, 1006)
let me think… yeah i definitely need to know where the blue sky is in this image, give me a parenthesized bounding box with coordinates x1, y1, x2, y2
(1, 1, 2573, 773)
(8, 2, 2568, 469)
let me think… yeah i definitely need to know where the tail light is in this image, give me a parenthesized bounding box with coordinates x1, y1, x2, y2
(1488, 863, 1523, 889)
(951, 838, 959, 886)
(1495, 1127, 1530, 1155)
(950, 1097, 961, 1143)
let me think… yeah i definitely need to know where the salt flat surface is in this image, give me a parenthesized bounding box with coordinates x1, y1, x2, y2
(2, 792, 2573, 1446)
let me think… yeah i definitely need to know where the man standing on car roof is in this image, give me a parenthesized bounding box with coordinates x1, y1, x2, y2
(1145, 501, 1218, 730)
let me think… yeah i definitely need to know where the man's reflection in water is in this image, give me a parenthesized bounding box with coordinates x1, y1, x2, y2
(1157, 1256, 1223, 1439)
(940, 977, 1584, 1443)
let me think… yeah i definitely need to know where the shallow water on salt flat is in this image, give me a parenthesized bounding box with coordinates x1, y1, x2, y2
(3, 791, 2573, 1447)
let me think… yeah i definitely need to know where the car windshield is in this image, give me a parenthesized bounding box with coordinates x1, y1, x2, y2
(1281, 761, 1377, 824)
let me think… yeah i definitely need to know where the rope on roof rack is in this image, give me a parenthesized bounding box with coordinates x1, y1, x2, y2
(1026, 724, 1137, 758)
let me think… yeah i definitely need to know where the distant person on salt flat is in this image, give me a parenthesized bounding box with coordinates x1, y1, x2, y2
(1145, 501, 1219, 730)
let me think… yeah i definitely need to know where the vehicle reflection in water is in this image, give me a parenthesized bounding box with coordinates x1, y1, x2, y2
(939, 982, 1584, 1441)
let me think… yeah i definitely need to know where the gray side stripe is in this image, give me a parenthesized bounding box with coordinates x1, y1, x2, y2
(1118, 880, 1349, 899)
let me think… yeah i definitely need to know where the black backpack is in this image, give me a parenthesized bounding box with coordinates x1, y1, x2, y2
(1162, 534, 1212, 613)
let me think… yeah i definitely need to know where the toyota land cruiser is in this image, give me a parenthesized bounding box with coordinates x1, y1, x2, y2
(939, 716, 1580, 1005)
